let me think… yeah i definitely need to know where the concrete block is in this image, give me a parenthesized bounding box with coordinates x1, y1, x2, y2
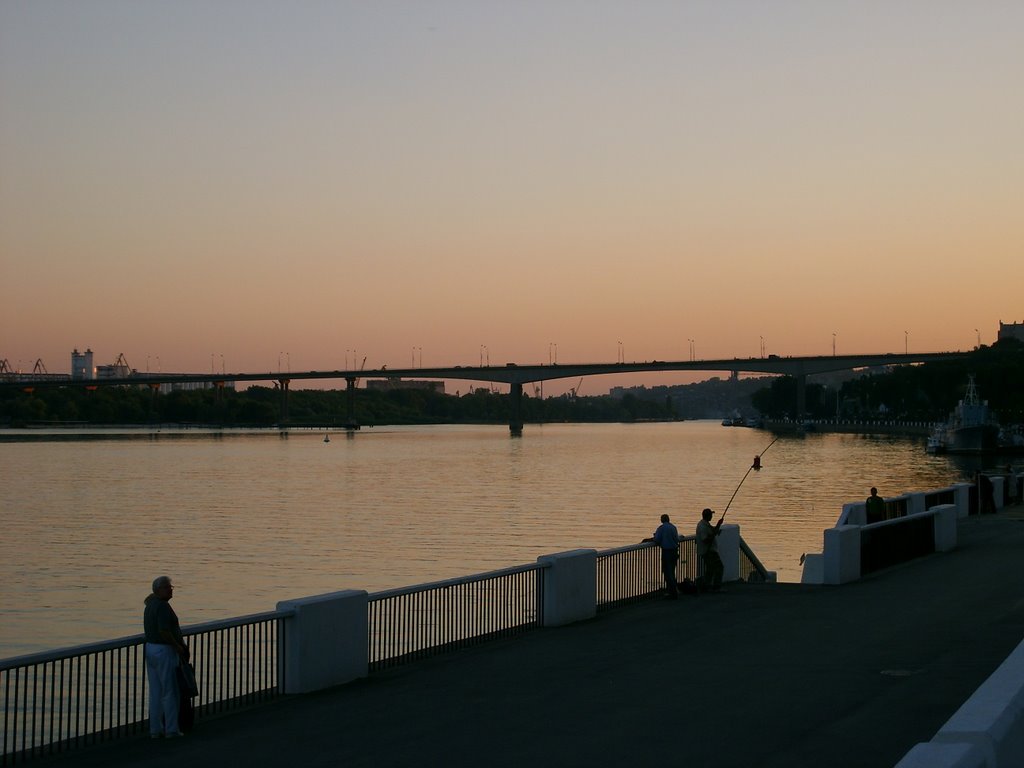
(537, 549, 597, 627)
(277, 589, 368, 694)
(991, 477, 1005, 510)
(908, 492, 926, 516)
(953, 483, 973, 518)
(718, 524, 740, 583)
(934, 638, 1024, 767)
(823, 525, 860, 585)
(841, 502, 865, 526)
(894, 742, 987, 768)
(933, 504, 958, 552)
(800, 554, 824, 584)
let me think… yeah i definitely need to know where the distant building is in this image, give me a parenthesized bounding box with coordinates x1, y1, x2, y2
(71, 348, 94, 380)
(365, 378, 445, 394)
(998, 321, 1024, 343)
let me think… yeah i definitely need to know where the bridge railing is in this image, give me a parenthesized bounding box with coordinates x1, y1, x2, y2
(1, 610, 287, 765)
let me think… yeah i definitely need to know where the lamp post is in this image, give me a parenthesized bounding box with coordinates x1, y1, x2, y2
(975, 328, 980, 348)
(617, 341, 623, 363)
(832, 332, 836, 357)
(904, 331, 908, 355)
(759, 336, 765, 358)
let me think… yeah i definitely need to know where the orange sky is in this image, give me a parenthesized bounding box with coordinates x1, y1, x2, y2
(2, 3, 1021, 394)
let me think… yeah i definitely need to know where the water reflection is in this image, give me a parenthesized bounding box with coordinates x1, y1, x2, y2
(0, 422, 987, 656)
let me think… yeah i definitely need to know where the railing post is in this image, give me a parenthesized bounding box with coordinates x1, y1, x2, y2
(823, 525, 861, 585)
(952, 483, 973, 518)
(718, 524, 741, 583)
(537, 550, 596, 627)
(991, 477, 1006, 510)
(932, 505, 958, 552)
(276, 590, 368, 694)
(908, 492, 926, 516)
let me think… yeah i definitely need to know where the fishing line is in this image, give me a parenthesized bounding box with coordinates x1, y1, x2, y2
(720, 436, 779, 521)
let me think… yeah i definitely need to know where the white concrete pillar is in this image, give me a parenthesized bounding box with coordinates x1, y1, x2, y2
(908, 492, 926, 516)
(823, 525, 861, 585)
(718, 524, 740, 583)
(277, 589, 368, 694)
(537, 549, 596, 627)
(953, 483, 973, 519)
(932, 504, 958, 552)
(842, 502, 865, 526)
(991, 477, 1005, 510)
(800, 553, 824, 585)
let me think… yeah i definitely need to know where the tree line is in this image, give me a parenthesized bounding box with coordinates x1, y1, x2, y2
(2, 338, 1020, 427)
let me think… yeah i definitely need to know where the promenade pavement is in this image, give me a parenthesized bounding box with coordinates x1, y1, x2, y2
(40, 511, 1024, 768)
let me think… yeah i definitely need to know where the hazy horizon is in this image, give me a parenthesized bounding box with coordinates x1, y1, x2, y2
(3, 2, 1022, 395)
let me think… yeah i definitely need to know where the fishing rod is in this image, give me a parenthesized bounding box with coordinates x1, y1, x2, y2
(719, 436, 779, 523)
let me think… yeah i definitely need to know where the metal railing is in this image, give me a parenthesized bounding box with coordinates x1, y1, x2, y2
(367, 564, 544, 672)
(924, 488, 956, 510)
(1, 610, 288, 764)
(860, 515, 936, 576)
(739, 538, 771, 583)
(595, 536, 698, 609)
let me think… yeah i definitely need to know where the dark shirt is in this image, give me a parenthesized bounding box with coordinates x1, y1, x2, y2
(144, 595, 183, 646)
(653, 522, 679, 550)
(865, 495, 886, 524)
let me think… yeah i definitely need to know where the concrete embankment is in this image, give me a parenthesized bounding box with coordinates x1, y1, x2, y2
(36, 513, 1024, 768)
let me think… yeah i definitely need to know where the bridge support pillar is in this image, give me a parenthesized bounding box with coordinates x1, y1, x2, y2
(345, 377, 359, 430)
(278, 379, 290, 425)
(509, 382, 524, 436)
(795, 374, 807, 420)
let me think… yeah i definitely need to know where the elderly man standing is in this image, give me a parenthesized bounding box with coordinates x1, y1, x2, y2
(144, 575, 188, 738)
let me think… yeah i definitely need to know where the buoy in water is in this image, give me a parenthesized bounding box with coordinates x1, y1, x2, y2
(752, 455, 761, 471)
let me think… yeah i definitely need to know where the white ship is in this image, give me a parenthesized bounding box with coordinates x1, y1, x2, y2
(929, 376, 999, 454)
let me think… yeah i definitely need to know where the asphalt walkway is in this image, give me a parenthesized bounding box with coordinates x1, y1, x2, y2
(39, 511, 1024, 768)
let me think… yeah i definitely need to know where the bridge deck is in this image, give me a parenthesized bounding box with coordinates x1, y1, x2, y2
(38, 509, 1024, 768)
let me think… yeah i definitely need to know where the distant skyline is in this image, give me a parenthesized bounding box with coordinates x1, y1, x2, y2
(2, 2, 1022, 394)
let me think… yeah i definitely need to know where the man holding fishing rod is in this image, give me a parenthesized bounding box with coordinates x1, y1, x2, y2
(696, 508, 725, 592)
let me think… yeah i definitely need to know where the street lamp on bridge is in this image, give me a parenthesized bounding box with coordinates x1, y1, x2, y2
(832, 332, 837, 357)
(904, 331, 908, 355)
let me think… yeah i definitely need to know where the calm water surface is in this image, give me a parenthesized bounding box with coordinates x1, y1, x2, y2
(0, 422, 984, 656)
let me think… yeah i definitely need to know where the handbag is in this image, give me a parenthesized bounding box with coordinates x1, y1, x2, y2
(178, 658, 199, 699)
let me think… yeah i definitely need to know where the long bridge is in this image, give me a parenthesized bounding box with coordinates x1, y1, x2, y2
(0, 351, 969, 433)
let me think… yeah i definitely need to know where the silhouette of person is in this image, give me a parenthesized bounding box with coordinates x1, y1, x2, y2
(144, 576, 188, 738)
(865, 487, 886, 524)
(696, 508, 724, 592)
(977, 472, 996, 514)
(644, 514, 680, 599)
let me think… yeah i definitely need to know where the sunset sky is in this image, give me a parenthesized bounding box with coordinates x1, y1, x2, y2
(2, 2, 1021, 393)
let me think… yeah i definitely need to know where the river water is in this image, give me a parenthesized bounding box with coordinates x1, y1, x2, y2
(0, 421, 988, 657)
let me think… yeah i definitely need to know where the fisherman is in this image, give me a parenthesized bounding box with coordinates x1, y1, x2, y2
(644, 514, 681, 599)
(696, 508, 724, 592)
